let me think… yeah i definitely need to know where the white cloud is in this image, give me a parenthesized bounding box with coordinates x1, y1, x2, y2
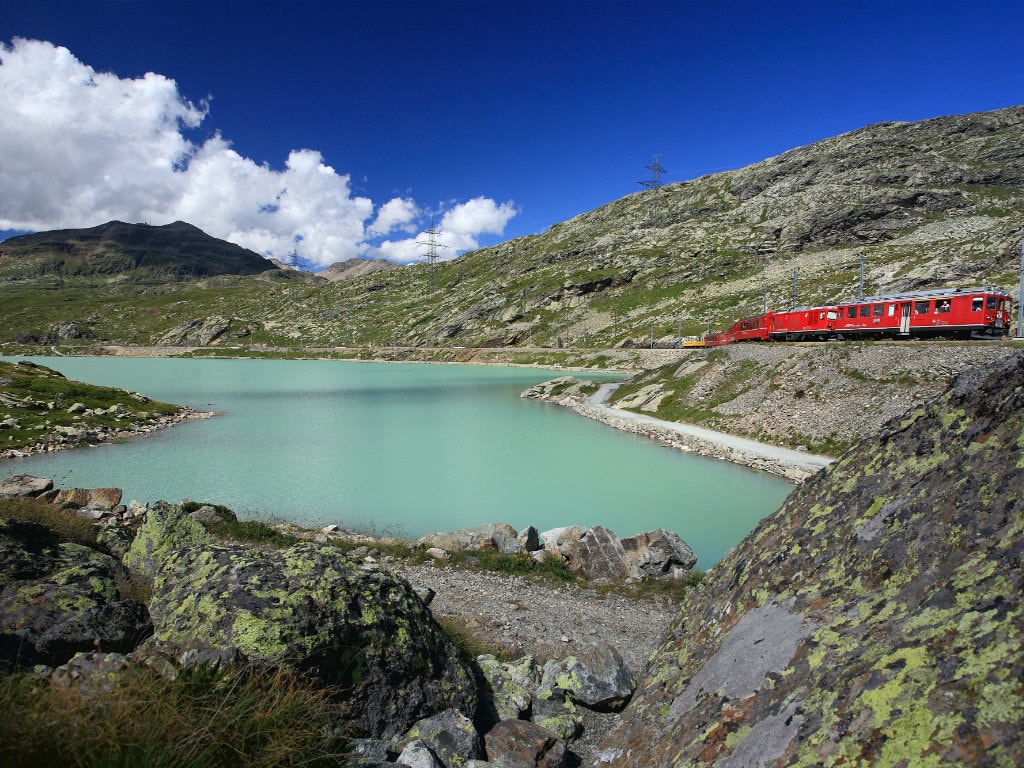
(0, 39, 518, 269)
(441, 197, 519, 237)
(369, 197, 419, 236)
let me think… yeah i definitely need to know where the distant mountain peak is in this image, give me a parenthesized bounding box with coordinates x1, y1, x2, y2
(0, 219, 277, 279)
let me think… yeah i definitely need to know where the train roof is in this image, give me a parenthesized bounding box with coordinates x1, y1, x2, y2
(858, 286, 1010, 303)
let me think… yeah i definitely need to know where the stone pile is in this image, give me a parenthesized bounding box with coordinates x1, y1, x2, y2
(417, 522, 698, 584)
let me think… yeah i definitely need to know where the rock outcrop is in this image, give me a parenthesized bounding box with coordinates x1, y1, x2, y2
(595, 350, 1024, 766)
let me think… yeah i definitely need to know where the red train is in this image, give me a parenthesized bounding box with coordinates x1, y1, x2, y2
(704, 286, 1014, 346)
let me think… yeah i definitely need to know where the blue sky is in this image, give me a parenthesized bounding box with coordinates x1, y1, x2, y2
(2, 0, 1022, 268)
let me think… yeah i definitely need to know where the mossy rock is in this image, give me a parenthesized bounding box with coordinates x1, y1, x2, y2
(144, 540, 477, 739)
(598, 351, 1024, 766)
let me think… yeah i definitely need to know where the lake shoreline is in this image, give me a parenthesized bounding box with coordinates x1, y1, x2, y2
(0, 406, 216, 462)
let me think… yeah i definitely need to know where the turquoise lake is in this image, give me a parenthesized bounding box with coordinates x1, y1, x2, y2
(1, 357, 792, 568)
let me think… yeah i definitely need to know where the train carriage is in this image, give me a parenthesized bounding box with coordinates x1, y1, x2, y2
(704, 286, 1012, 346)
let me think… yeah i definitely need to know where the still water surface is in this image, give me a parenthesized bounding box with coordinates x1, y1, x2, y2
(2, 357, 792, 568)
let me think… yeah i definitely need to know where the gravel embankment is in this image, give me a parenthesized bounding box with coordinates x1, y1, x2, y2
(388, 561, 678, 675)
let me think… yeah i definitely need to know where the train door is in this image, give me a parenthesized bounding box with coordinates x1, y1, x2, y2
(899, 303, 912, 334)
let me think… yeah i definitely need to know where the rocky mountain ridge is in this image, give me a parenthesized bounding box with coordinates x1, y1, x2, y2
(0, 219, 278, 281)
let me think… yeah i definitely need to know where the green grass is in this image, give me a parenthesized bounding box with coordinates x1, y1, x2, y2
(446, 549, 576, 583)
(0, 664, 351, 768)
(0, 360, 182, 453)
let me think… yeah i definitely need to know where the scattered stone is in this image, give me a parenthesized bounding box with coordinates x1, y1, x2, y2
(400, 708, 483, 767)
(419, 523, 524, 555)
(485, 719, 567, 768)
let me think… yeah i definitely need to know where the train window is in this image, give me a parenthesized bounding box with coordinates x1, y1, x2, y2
(972, 297, 983, 311)
(935, 299, 951, 314)
(826, 310, 839, 320)
(888, 304, 897, 316)
(915, 301, 930, 315)
(987, 297, 999, 310)
(846, 307, 856, 318)
(859, 305, 871, 317)
(873, 304, 883, 317)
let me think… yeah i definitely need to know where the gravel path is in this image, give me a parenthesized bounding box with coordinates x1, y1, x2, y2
(585, 382, 834, 471)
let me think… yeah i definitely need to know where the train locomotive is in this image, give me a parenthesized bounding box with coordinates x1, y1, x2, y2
(704, 286, 1013, 346)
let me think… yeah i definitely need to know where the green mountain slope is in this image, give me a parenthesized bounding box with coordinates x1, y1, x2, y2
(1, 107, 1022, 350)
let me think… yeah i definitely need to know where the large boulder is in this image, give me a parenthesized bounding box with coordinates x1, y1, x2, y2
(0, 474, 53, 499)
(620, 528, 697, 579)
(143, 540, 477, 738)
(558, 642, 635, 712)
(551, 526, 631, 583)
(596, 351, 1024, 766)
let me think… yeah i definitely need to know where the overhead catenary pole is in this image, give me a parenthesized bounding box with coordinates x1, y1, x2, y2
(859, 254, 865, 302)
(1018, 234, 1024, 338)
(791, 268, 799, 310)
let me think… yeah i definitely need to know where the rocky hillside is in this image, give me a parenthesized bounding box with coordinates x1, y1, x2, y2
(595, 350, 1024, 767)
(606, 339, 1022, 455)
(1, 107, 1021, 351)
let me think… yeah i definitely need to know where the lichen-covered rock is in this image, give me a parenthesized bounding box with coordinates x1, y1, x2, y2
(35, 599, 150, 660)
(144, 540, 477, 738)
(399, 708, 483, 767)
(597, 351, 1024, 766)
(531, 660, 582, 743)
(0, 518, 134, 667)
(558, 642, 635, 712)
(477, 654, 536, 724)
(122, 501, 212, 580)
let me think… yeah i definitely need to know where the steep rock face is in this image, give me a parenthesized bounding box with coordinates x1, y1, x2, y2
(596, 351, 1024, 766)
